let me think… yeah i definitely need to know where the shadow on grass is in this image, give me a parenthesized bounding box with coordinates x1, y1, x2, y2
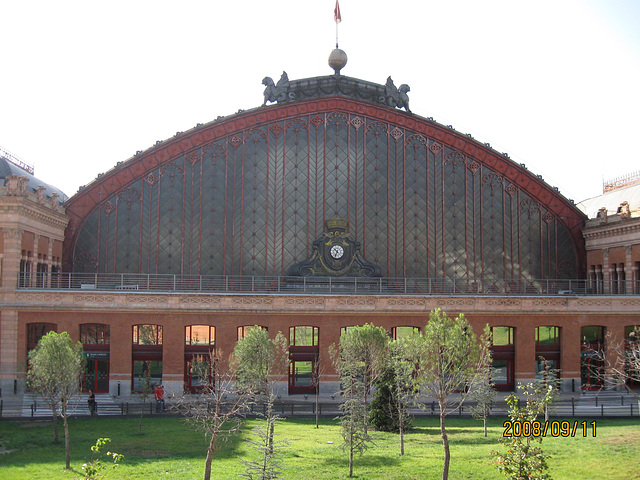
(0, 416, 245, 470)
(321, 452, 402, 469)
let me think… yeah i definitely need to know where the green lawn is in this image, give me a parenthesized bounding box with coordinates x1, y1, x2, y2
(0, 416, 638, 479)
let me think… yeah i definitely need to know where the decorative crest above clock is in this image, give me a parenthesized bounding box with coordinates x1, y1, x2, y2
(286, 218, 382, 277)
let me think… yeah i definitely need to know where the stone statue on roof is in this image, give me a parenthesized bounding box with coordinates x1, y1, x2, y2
(384, 76, 411, 113)
(262, 71, 292, 105)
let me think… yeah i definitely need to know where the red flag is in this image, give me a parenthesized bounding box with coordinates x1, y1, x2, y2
(334, 0, 342, 23)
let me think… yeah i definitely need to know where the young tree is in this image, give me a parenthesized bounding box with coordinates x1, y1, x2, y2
(469, 378, 497, 438)
(532, 357, 560, 422)
(27, 331, 85, 469)
(232, 327, 289, 475)
(413, 309, 491, 480)
(336, 351, 372, 478)
(369, 338, 417, 455)
(176, 350, 252, 480)
(333, 323, 389, 431)
(311, 360, 325, 429)
(80, 437, 124, 480)
(493, 382, 554, 480)
(137, 365, 152, 435)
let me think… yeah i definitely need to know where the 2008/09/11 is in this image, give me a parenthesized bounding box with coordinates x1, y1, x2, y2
(503, 420, 597, 437)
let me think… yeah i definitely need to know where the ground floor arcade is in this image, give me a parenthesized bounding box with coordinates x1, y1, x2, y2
(2, 291, 639, 397)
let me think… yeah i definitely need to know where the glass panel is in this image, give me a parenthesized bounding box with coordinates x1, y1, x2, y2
(581, 326, 604, 345)
(291, 361, 313, 387)
(187, 325, 214, 345)
(394, 326, 418, 339)
(133, 360, 163, 393)
(536, 326, 559, 345)
(134, 325, 162, 345)
(237, 325, 265, 340)
(291, 326, 318, 346)
(187, 358, 213, 387)
(492, 360, 508, 384)
(96, 360, 109, 391)
(535, 358, 558, 379)
(492, 326, 513, 346)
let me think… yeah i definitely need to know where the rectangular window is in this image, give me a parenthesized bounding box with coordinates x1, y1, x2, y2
(132, 360, 162, 392)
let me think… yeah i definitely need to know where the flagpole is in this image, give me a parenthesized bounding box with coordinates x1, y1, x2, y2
(334, 0, 341, 48)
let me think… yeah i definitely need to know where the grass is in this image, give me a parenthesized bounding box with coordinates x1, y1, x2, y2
(0, 416, 638, 479)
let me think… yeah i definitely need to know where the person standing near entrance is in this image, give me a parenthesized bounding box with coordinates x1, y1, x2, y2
(154, 384, 165, 412)
(87, 389, 97, 415)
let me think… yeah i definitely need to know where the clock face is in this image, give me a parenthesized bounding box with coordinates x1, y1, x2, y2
(330, 244, 344, 259)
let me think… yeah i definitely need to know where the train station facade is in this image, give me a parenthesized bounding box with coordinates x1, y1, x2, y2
(1, 70, 639, 397)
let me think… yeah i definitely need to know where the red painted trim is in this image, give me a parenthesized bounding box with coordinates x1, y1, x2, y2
(63, 97, 587, 273)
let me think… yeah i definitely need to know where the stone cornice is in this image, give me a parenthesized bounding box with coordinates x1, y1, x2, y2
(583, 220, 640, 240)
(0, 196, 69, 233)
(5, 291, 640, 316)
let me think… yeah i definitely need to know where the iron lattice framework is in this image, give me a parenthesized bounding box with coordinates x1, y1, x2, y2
(66, 98, 584, 280)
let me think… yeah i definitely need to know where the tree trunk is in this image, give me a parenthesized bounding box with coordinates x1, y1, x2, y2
(349, 441, 354, 478)
(138, 398, 145, 434)
(315, 390, 320, 429)
(483, 417, 487, 437)
(203, 432, 217, 480)
(63, 412, 71, 469)
(440, 411, 450, 480)
(400, 421, 405, 456)
(51, 408, 59, 444)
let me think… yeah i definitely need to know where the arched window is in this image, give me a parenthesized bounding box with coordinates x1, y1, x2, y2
(290, 326, 318, 346)
(80, 324, 110, 345)
(237, 325, 266, 340)
(27, 323, 56, 351)
(186, 325, 215, 346)
(133, 324, 162, 345)
(392, 326, 419, 340)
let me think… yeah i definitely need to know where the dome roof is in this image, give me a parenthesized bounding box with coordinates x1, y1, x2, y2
(0, 156, 68, 203)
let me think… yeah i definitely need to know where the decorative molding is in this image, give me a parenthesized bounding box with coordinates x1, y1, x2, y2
(16, 293, 62, 303)
(126, 295, 169, 304)
(284, 297, 325, 309)
(232, 296, 274, 307)
(180, 296, 222, 306)
(74, 294, 117, 304)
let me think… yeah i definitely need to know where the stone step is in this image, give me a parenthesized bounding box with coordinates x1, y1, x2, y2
(21, 393, 121, 418)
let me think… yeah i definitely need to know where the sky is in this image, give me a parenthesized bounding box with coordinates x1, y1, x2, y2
(1, 0, 639, 205)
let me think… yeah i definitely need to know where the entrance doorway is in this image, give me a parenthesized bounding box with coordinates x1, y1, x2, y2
(84, 357, 109, 393)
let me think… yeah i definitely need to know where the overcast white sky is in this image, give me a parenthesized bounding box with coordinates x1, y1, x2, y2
(1, 0, 639, 205)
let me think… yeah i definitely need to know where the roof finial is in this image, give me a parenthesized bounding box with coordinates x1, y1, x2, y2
(329, 1, 347, 75)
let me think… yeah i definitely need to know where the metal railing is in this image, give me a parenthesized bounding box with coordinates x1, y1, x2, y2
(15, 272, 639, 296)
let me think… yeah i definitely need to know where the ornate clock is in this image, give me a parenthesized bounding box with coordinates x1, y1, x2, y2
(330, 244, 344, 259)
(286, 218, 382, 277)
